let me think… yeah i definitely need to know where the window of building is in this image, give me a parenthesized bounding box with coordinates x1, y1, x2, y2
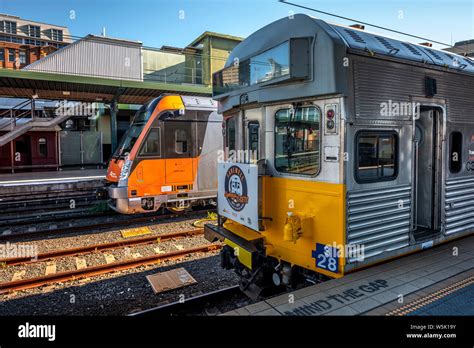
(356, 131, 398, 182)
(139, 128, 160, 156)
(19, 50, 27, 64)
(175, 129, 188, 154)
(2, 21, 17, 34)
(8, 49, 15, 62)
(50, 29, 63, 41)
(449, 131, 462, 173)
(28, 25, 41, 38)
(275, 106, 321, 175)
(226, 117, 236, 152)
(0, 49, 4, 61)
(38, 138, 47, 157)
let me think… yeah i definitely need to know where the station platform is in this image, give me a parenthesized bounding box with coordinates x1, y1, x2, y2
(0, 169, 106, 196)
(0, 168, 106, 187)
(224, 235, 474, 316)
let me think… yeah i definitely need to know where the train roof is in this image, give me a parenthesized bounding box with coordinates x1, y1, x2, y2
(225, 14, 474, 76)
(327, 21, 474, 75)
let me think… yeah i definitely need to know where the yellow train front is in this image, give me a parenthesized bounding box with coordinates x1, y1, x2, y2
(105, 94, 222, 214)
(205, 14, 474, 298)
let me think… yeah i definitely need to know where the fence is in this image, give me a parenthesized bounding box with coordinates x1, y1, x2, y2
(60, 131, 102, 166)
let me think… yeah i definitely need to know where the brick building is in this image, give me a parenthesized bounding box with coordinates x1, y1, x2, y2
(0, 13, 71, 69)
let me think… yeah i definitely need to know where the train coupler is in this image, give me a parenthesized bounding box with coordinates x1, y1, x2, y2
(204, 223, 264, 270)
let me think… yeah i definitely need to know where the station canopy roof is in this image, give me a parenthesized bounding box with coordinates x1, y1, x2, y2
(0, 69, 211, 105)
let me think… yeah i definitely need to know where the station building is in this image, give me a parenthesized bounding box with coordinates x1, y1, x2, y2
(0, 18, 242, 173)
(443, 39, 474, 57)
(0, 13, 71, 69)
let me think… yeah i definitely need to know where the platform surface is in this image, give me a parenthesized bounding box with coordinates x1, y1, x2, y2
(224, 235, 474, 316)
(0, 169, 106, 186)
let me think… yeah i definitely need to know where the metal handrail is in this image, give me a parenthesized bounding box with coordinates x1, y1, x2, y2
(0, 108, 34, 131)
(0, 99, 31, 118)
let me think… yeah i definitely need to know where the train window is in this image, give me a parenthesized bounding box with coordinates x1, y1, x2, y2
(449, 132, 462, 173)
(248, 121, 259, 160)
(274, 106, 321, 175)
(356, 132, 398, 182)
(226, 117, 236, 152)
(175, 129, 188, 154)
(38, 138, 47, 157)
(139, 128, 161, 157)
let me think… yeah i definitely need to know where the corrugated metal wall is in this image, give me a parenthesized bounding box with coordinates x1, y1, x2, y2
(347, 184, 412, 262)
(353, 59, 474, 122)
(23, 36, 143, 81)
(445, 177, 474, 235)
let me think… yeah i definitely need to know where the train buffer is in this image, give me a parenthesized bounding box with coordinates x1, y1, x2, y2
(223, 236, 474, 316)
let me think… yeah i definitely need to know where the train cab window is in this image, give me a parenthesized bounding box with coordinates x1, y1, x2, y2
(139, 128, 161, 156)
(226, 117, 236, 152)
(38, 138, 47, 157)
(275, 106, 320, 175)
(449, 132, 462, 173)
(356, 132, 398, 182)
(175, 129, 188, 154)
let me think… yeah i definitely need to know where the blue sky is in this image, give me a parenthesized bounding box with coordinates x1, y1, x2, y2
(1, 0, 473, 50)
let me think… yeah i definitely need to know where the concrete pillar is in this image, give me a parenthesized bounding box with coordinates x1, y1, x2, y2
(110, 97, 118, 154)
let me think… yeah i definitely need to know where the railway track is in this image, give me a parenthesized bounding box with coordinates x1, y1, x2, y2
(0, 207, 216, 240)
(0, 228, 204, 266)
(0, 185, 108, 226)
(129, 285, 244, 316)
(0, 229, 221, 294)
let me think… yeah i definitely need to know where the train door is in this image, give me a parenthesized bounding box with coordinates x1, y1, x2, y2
(243, 108, 263, 163)
(163, 121, 194, 184)
(413, 107, 442, 240)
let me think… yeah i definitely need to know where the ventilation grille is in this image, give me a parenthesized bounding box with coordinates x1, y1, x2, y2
(375, 36, 396, 50)
(463, 57, 474, 67)
(445, 177, 474, 235)
(444, 53, 456, 61)
(423, 48, 444, 61)
(346, 185, 411, 263)
(401, 42, 422, 56)
(343, 28, 366, 44)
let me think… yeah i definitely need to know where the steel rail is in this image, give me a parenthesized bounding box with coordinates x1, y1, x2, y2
(0, 228, 204, 266)
(0, 243, 221, 294)
(0, 208, 215, 240)
(128, 285, 242, 316)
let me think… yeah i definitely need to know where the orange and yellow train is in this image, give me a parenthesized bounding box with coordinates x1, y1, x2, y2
(105, 95, 222, 214)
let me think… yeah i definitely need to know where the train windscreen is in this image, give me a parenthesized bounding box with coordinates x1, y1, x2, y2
(112, 97, 161, 159)
(213, 41, 290, 96)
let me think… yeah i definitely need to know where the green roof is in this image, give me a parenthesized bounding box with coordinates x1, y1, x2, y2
(0, 69, 211, 104)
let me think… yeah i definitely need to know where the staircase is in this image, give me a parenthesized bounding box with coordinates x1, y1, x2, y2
(0, 99, 73, 147)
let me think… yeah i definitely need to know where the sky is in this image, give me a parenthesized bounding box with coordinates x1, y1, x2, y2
(0, 0, 473, 50)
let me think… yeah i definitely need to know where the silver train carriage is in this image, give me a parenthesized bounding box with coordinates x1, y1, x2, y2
(204, 14, 474, 296)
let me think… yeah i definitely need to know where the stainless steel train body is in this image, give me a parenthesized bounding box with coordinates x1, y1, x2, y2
(205, 14, 474, 296)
